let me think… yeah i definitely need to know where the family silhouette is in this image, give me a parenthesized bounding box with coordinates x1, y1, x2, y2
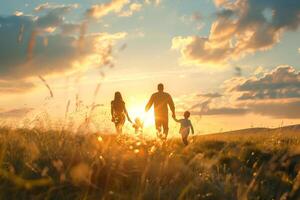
(111, 83, 194, 145)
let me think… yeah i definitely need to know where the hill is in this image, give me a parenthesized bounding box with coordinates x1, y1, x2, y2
(208, 124, 300, 136)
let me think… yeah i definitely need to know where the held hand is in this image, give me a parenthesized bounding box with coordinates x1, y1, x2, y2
(172, 113, 176, 120)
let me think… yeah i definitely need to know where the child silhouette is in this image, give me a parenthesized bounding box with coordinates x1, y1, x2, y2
(132, 117, 143, 134)
(173, 111, 194, 146)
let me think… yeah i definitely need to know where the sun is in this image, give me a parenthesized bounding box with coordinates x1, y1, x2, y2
(127, 103, 155, 128)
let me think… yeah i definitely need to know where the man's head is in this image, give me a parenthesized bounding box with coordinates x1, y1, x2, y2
(157, 83, 164, 92)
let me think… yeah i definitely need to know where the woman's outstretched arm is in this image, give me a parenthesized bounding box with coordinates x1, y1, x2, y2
(124, 105, 132, 123)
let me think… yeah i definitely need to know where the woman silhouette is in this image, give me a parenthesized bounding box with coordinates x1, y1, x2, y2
(111, 92, 132, 134)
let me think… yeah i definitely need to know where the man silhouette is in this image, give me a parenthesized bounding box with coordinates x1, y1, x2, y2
(145, 83, 176, 139)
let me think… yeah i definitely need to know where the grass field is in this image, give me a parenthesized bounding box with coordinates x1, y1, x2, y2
(0, 125, 300, 200)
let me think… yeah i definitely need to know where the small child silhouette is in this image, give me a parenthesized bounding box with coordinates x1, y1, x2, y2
(173, 111, 194, 146)
(132, 117, 143, 134)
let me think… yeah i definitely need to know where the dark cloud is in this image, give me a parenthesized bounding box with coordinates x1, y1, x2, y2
(249, 101, 300, 119)
(190, 99, 211, 112)
(189, 93, 223, 117)
(36, 12, 64, 29)
(191, 100, 300, 119)
(197, 92, 223, 98)
(234, 66, 300, 100)
(172, 0, 300, 65)
(189, 66, 300, 119)
(192, 107, 248, 116)
(60, 23, 80, 35)
(234, 66, 242, 77)
(0, 15, 83, 80)
(35, 3, 78, 30)
(0, 8, 126, 93)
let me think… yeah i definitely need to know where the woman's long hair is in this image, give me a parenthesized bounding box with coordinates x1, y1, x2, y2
(112, 92, 125, 114)
(114, 92, 123, 102)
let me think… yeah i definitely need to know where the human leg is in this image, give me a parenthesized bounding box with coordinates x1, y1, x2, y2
(162, 121, 169, 139)
(115, 114, 125, 134)
(155, 121, 161, 133)
(115, 124, 122, 134)
(155, 119, 162, 137)
(182, 136, 188, 146)
(181, 132, 189, 145)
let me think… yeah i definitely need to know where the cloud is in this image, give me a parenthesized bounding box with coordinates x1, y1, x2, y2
(248, 101, 300, 119)
(85, 0, 143, 19)
(34, 3, 79, 29)
(253, 66, 265, 76)
(191, 12, 203, 21)
(187, 66, 300, 119)
(0, 9, 126, 93)
(190, 99, 211, 113)
(176, 92, 224, 117)
(34, 3, 79, 12)
(60, 23, 81, 35)
(171, 36, 233, 66)
(197, 92, 222, 98)
(144, 0, 161, 6)
(119, 3, 142, 17)
(0, 108, 33, 118)
(0, 16, 126, 79)
(180, 12, 205, 31)
(172, 0, 300, 66)
(192, 107, 248, 116)
(0, 80, 35, 93)
(14, 11, 23, 16)
(231, 66, 300, 100)
(213, 0, 229, 7)
(234, 66, 242, 77)
(85, 0, 130, 19)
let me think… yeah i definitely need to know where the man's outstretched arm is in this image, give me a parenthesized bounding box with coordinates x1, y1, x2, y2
(173, 117, 180, 123)
(145, 94, 154, 112)
(168, 94, 175, 117)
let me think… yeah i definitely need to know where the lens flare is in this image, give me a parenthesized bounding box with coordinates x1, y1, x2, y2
(127, 105, 155, 127)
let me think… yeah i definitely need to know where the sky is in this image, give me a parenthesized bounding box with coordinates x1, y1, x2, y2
(0, 0, 300, 134)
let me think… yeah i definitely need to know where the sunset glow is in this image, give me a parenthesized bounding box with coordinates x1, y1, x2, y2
(1, 1, 300, 199)
(127, 100, 155, 128)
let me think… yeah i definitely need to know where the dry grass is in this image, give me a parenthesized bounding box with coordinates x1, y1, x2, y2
(0, 126, 300, 200)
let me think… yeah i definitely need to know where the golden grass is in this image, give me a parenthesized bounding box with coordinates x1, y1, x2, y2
(0, 126, 300, 199)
